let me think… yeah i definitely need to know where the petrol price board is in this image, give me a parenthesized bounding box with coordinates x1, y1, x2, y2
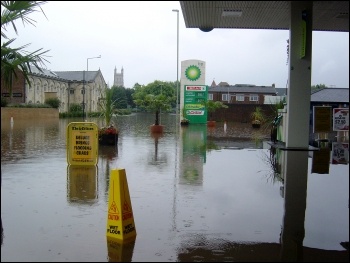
(184, 85, 208, 124)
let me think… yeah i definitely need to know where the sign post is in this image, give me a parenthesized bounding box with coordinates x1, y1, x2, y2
(66, 122, 98, 166)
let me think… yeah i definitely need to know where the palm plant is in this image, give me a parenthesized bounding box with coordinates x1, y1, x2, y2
(202, 100, 228, 121)
(97, 86, 119, 144)
(98, 86, 116, 128)
(251, 106, 266, 125)
(1, 1, 50, 97)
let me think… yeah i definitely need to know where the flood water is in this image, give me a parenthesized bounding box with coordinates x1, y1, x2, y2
(1, 113, 349, 262)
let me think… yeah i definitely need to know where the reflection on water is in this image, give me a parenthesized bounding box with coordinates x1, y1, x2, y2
(106, 237, 136, 262)
(67, 165, 98, 204)
(1, 113, 349, 262)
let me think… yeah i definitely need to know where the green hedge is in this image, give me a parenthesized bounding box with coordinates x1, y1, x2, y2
(7, 103, 52, 108)
(45, 98, 61, 108)
(1, 97, 9, 107)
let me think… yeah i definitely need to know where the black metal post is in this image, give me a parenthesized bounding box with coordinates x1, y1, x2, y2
(82, 70, 85, 121)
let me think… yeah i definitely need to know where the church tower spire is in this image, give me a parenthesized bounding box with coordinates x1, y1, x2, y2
(113, 66, 124, 87)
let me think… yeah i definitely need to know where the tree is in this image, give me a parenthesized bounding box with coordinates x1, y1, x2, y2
(1, 1, 50, 98)
(125, 87, 135, 108)
(132, 81, 175, 125)
(111, 85, 127, 109)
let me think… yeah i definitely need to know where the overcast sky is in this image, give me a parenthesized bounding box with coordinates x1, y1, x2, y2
(3, 1, 349, 89)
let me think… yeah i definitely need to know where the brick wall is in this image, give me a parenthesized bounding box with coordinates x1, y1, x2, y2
(1, 68, 26, 104)
(1, 108, 59, 121)
(208, 104, 276, 123)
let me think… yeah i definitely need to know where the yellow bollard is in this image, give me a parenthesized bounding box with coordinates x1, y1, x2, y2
(106, 169, 137, 241)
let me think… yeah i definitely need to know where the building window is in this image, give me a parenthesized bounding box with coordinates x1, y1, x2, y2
(250, 94, 259, 102)
(236, 94, 244, 101)
(208, 94, 213, 100)
(222, 94, 228, 101)
(69, 89, 74, 95)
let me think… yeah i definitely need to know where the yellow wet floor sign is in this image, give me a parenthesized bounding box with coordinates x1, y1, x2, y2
(106, 169, 136, 241)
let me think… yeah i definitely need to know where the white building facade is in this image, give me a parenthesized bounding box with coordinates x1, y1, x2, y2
(25, 67, 106, 113)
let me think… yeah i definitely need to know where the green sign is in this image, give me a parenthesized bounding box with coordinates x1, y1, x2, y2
(184, 85, 208, 124)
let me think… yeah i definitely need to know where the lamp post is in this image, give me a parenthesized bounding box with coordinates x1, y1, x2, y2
(82, 70, 85, 121)
(172, 9, 179, 122)
(85, 55, 101, 120)
(87, 55, 101, 72)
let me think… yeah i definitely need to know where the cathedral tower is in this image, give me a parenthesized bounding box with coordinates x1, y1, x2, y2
(113, 66, 124, 87)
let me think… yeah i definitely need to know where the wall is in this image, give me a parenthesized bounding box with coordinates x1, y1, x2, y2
(1, 68, 26, 104)
(1, 108, 59, 121)
(209, 104, 276, 123)
(26, 75, 68, 113)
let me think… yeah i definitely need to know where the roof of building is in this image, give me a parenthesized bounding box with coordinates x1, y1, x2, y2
(218, 82, 229, 87)
(54, 71, 99, 82)
(275, 88, 287, 96)
(28, 66, 100, 83)
(209, 85, 277, 94)
(29, 66, 63, 80)
(311, 88, 349, 103)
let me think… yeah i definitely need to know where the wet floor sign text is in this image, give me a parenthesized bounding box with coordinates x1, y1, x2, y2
(106, 169, 136, 241)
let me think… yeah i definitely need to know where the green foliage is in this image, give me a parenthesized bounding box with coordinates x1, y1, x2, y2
(69, 103, 83, 113)
(111, 86, 128, 109)
(132, 80, 175, 125)
(251, 106, 266, 124)
(261, 100, 286, 132)
(311, 83, 327, 92)
(1, 1, 50, 95)
(115, 109, 132, 115)
(312, 84, 327, 89)
(201, 100, 228, 121)
(204, 100, 228, 113)
(181, 106, 188, 120)
(125, 87, 136, 108)
(98, 87, 113, 127)
(1, 97, 9, 107)
(206, 140, 221, 152)
(59, 111, 83, 118)
(44, 97, 60, 108)
(98, 86, 125, 127)
(88, 111, 102, 117)
(8, 103, 50, 108)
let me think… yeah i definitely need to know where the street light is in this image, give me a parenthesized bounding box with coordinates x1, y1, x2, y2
(82, 70, 86, 121)
(84, 55, 101, 120)
(172, 9, 179, 122)
(87, 55, 101, 72)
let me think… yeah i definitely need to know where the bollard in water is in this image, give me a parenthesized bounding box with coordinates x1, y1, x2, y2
(106, 169, 137, 242)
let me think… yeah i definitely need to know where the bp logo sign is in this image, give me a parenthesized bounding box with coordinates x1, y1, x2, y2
(185, 65, 201, 81)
